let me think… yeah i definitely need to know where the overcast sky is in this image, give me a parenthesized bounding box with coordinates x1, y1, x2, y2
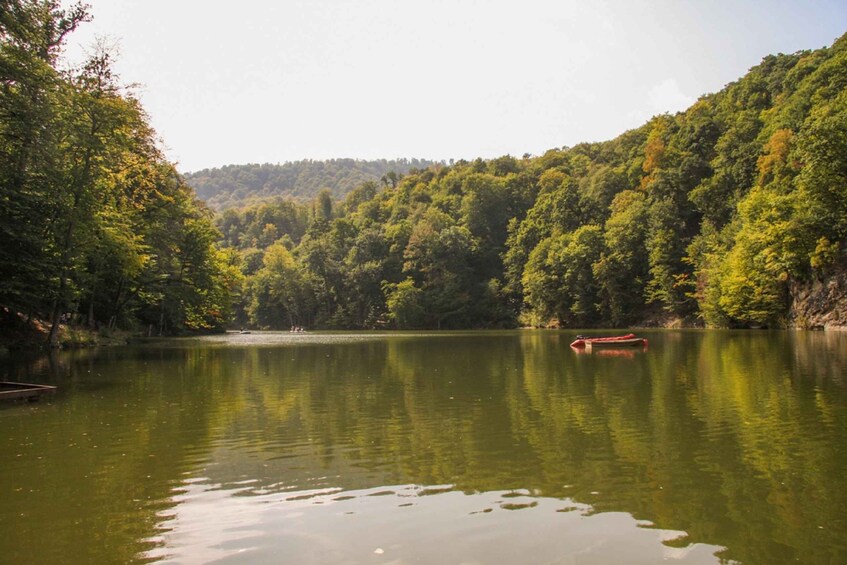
(61, 0, 847, 173)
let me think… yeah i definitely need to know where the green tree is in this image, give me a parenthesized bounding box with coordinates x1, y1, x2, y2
(594, 190, 649, 324)
(0, 0, 89, 318)
(383, 277, 424, 329)
(248, 242, 308, 328)
(522, 225, 603, 326)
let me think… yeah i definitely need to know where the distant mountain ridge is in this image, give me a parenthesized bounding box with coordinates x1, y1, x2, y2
(184, 158, 440, 210)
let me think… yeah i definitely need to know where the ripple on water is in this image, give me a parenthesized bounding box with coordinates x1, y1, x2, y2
(142, 482, 728, 564)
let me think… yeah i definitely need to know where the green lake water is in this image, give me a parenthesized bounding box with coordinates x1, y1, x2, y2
(1, 330, 846, 564)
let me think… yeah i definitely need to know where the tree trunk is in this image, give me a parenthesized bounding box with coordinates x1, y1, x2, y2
(110, 278, 125, 326)
(87, 289, 95, 329)
(48, 298, 62, 348)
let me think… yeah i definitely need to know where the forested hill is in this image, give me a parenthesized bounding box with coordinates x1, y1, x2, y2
(184, 159, 440, 210)
(223, 32, 847, 330)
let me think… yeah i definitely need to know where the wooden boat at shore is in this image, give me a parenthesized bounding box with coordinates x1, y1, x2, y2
(0, 381, 57, 403)
(570, 333, 647, 349)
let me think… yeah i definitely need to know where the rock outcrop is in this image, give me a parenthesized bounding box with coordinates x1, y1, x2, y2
(789, 258, 847, 330)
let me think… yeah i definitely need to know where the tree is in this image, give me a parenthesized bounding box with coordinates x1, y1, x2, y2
(0, 1, 90, 318)
(383, 278, 424, 329)
(248, 242, 308, 328)
(594, 190, 649, 325)
(522, 226, 603, 326)
(794, 89, 847, 255)
(46, 48, 139, 345)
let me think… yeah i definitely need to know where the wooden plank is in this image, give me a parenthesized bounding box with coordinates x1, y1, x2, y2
(0, 382, 57, 402)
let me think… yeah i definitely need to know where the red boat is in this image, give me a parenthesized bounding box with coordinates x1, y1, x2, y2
(569, 333, 647, 349)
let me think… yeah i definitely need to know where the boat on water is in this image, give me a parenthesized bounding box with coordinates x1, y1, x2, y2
(571, 347, 640, 358)
(570, 333, 647, 349)
(0, 381, 57, 403)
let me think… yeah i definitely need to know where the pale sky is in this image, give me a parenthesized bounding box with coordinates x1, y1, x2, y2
(61, 1, 847, 173)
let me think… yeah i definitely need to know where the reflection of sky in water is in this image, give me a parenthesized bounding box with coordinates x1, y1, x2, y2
(145, 479, 726, 564)
(165, 330, 522, 349)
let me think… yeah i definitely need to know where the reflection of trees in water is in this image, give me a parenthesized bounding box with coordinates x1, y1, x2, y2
(0, 348, 96, 384)
(2, 332, 846, 564)
(0, 346, 227, 563)
(195, 331, 847, 564)
(790, 330, 847, 386)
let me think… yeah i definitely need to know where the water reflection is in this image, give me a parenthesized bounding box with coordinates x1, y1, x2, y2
(1, 330, 846, 564)
(144, 481, 725, 565)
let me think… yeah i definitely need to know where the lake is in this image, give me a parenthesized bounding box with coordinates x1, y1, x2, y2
(1, 330, 846, 564)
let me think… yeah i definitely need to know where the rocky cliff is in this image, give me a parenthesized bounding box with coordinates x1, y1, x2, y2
(790, 257, 847, 330)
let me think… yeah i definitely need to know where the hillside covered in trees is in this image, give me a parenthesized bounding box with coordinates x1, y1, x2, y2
(184, 158, 439, 210)
(221, 32, 847, 331)
(0, 1, 236, 346)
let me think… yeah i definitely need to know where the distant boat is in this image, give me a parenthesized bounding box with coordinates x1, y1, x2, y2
(0, 381, 57, 403)
(570, 333, 647, 349)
